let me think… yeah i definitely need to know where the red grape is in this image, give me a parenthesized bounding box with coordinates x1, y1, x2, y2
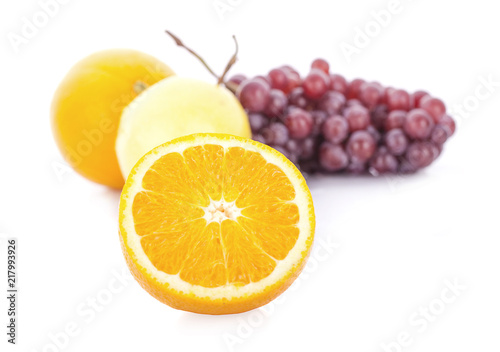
(303, 69, 330, 100)
(268, 68, 289, 92)
(430, 125, 449, 146)
(438, 114, 456, 136)
(431, 143, 441, 161)
(345, 105, 370, 132)
(264, 89, 287, 117)
(405, 142, 434, 169)
(288, 87, 308, 109)
(299, 138, 317, 160)
(347, 79, 365, 100)
(412, 90, 429, 108)
(330, 74, 348, 94)
(346, 130, 376, 163)
(237, 79, 270, 112)
(284, 108, 314, 139)
(371, 81, 384, 91)
(280, 65, 299, 76)
(318, 91, 346, 115)
(359, 82, 382, 108)
(261, 122, 289, 146)
(385, 110, 407, 131)
(285, 139, 300, 155)
(319, 142, 349, 171)
(382, 87, 395, 105)
(367, 125, 381, 143)
(346, 99, 362, 108)
(281, 65, 301, 93)
(420, 96, 446, 123)
(322, 115, 349, 144)
(254, 75, 271, 85)
(311, 110, 327, 136)
(369, 149, 398, 175)
(384, 128, 408, 155)
(248, 112, 268, 133)
(371, 104, 389, 130)
(399, 159, 417, 174)
(404, 109, 435, 139)
(311, 58, 330, 74)
(387, 89, 411, 111)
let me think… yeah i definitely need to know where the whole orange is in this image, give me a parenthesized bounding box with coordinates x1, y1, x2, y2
(51, 49, 174, 188)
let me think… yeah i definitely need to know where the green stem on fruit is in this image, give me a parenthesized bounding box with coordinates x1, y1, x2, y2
(165, 30, 219, 80)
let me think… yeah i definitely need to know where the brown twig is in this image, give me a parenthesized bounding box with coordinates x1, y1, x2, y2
(165, 30, 219, 80)
(166, 30, 240, 88)
(218, 35, 238, 85)
(224, 81, 239, 94)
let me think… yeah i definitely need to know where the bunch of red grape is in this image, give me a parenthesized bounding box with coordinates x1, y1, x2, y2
(228, 59, 456, 175)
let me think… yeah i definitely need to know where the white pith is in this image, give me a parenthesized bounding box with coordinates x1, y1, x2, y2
(203, 198, 242, 223)
(120, 135, 314, 300)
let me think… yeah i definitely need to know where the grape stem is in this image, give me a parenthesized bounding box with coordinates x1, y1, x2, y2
(165, 30, 239, 91)
(218, 35, 238, 86)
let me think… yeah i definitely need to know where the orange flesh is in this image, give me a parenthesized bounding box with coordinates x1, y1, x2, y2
(132, 144, 300, 288)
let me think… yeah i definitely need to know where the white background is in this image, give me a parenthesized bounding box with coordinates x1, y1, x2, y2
(1, 0, 499, 351)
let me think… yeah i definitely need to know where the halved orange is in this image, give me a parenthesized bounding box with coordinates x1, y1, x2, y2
(118, 133, 315, 314)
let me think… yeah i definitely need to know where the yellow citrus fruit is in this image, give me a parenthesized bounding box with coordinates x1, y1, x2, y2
(115, 76, 251, 178)
(51, 49, 175, 189)
(118, 133, 315, 314)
